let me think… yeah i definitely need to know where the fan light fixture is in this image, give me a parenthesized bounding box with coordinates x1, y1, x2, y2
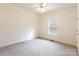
(36, 3, 47, 13)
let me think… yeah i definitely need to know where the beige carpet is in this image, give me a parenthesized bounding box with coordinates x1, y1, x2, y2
(0, 39, 78, 56)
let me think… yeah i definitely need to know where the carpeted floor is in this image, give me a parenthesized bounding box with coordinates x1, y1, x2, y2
(0, 39, 78, 56)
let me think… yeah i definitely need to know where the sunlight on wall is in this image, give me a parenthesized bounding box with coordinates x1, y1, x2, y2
(22, 28, 36, 40)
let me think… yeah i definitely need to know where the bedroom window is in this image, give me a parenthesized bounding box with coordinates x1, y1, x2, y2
(48, 18, 58, 35)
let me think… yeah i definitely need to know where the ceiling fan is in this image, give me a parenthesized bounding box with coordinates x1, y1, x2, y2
(35, 3, 48, 13)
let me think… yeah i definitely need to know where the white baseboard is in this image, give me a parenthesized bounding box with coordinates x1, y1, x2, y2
(0, 37, 37, 48)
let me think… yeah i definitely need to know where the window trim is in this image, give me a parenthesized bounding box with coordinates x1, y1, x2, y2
(48, 17, 59, 35)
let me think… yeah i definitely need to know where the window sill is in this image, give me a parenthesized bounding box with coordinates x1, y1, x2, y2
(48, 33, 58, 35)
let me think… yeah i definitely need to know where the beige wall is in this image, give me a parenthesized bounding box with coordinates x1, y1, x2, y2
(77, 4, 79, 54)
(39, 7, 77, 46)
(0, 4, 39, 47)
(0, 4, 77, 47)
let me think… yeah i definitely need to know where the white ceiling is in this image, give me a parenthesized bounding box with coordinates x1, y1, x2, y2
(15, 3, 76, 13)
